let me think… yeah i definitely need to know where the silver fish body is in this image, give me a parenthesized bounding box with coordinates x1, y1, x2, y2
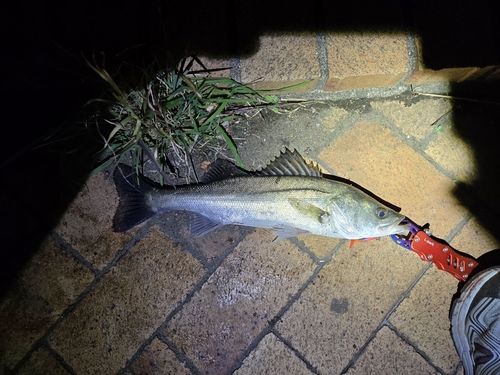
(113, 150, 409, 240)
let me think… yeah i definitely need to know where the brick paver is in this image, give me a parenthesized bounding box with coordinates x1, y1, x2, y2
(234, 333, 314, 375)
(164, 230, 317, 375)
(48, 229, 204, 374)
(345, 326, 440, 375)
(276, 239, 425, 374)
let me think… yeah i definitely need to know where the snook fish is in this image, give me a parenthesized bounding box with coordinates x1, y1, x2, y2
(112, 149, 409, 240)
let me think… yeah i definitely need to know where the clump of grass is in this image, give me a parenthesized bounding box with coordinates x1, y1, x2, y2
(86, 56, 287, 183)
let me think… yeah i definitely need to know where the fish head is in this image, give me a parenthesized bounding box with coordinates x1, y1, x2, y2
(327, 189, 410, 239)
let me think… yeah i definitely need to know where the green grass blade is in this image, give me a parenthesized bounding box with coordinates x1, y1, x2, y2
(257, 79, 313, 92)
(215, 123, 243, 167)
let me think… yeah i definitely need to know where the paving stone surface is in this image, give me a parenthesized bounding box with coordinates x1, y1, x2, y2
(164, 229, 317, 375)
(276, 239, 426, 374)
(15, 347, 69, 375)
(452, 217, 500, 259)
(389, 266, 461, 373)
(0, 235, 93, 372)
(298, 235, 341, 260)
(54, 172, 134, 271)
(129, 338, 191, 375)
(345, 326, 440, 375)
(425, 122, 478, 183)
(370, 98, 452, 140)
(48, 228, 204, 375)
(233, 333, 313, 375)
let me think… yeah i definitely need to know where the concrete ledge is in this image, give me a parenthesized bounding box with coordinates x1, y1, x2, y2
(196, 32, 500, 95)
(406, 67, 481, 85)
(406, 65, 500, 85)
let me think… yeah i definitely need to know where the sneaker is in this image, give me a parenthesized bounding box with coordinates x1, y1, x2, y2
(450, 266, 500, 375)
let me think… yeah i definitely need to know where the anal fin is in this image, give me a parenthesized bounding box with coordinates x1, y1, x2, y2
(190, 213, 223, 236)
(349, 237, 378, 248)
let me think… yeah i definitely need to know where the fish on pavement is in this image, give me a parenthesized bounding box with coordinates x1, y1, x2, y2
(112, 149, 409, 240)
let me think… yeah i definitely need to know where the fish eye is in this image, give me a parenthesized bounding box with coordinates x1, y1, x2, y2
(376, 207, 387, 218)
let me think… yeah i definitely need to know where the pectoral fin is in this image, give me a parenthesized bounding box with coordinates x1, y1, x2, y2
(288, 198, 328, 223)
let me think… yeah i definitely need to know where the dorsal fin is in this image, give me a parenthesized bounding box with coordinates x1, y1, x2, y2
(257, 149, 322, 177)
(201, 159, 249, 183)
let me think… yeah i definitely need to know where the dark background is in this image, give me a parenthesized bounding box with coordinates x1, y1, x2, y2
(2, 0, 500, 296)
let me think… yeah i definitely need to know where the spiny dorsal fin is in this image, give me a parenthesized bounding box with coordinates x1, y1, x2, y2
(257, 149, 322, 177)
(201, 159, 249, 183)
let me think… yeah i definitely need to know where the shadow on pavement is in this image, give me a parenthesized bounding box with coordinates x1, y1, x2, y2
(449, 82, 500, 245)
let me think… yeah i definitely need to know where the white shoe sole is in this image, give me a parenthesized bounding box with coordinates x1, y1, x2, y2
(450, 266, 500, 375)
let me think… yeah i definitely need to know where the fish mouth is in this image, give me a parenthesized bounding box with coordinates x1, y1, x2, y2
(393, 222, 411, 234)
(377, 219, 411, 235)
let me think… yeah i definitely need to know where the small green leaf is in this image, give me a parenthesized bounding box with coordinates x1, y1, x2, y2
(264, 94, 279, 104)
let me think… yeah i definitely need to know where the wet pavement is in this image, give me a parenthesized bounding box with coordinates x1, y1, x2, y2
(3, 89, 500, 375)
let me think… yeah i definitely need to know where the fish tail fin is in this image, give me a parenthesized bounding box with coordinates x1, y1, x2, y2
(113, 164, 157, 232)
